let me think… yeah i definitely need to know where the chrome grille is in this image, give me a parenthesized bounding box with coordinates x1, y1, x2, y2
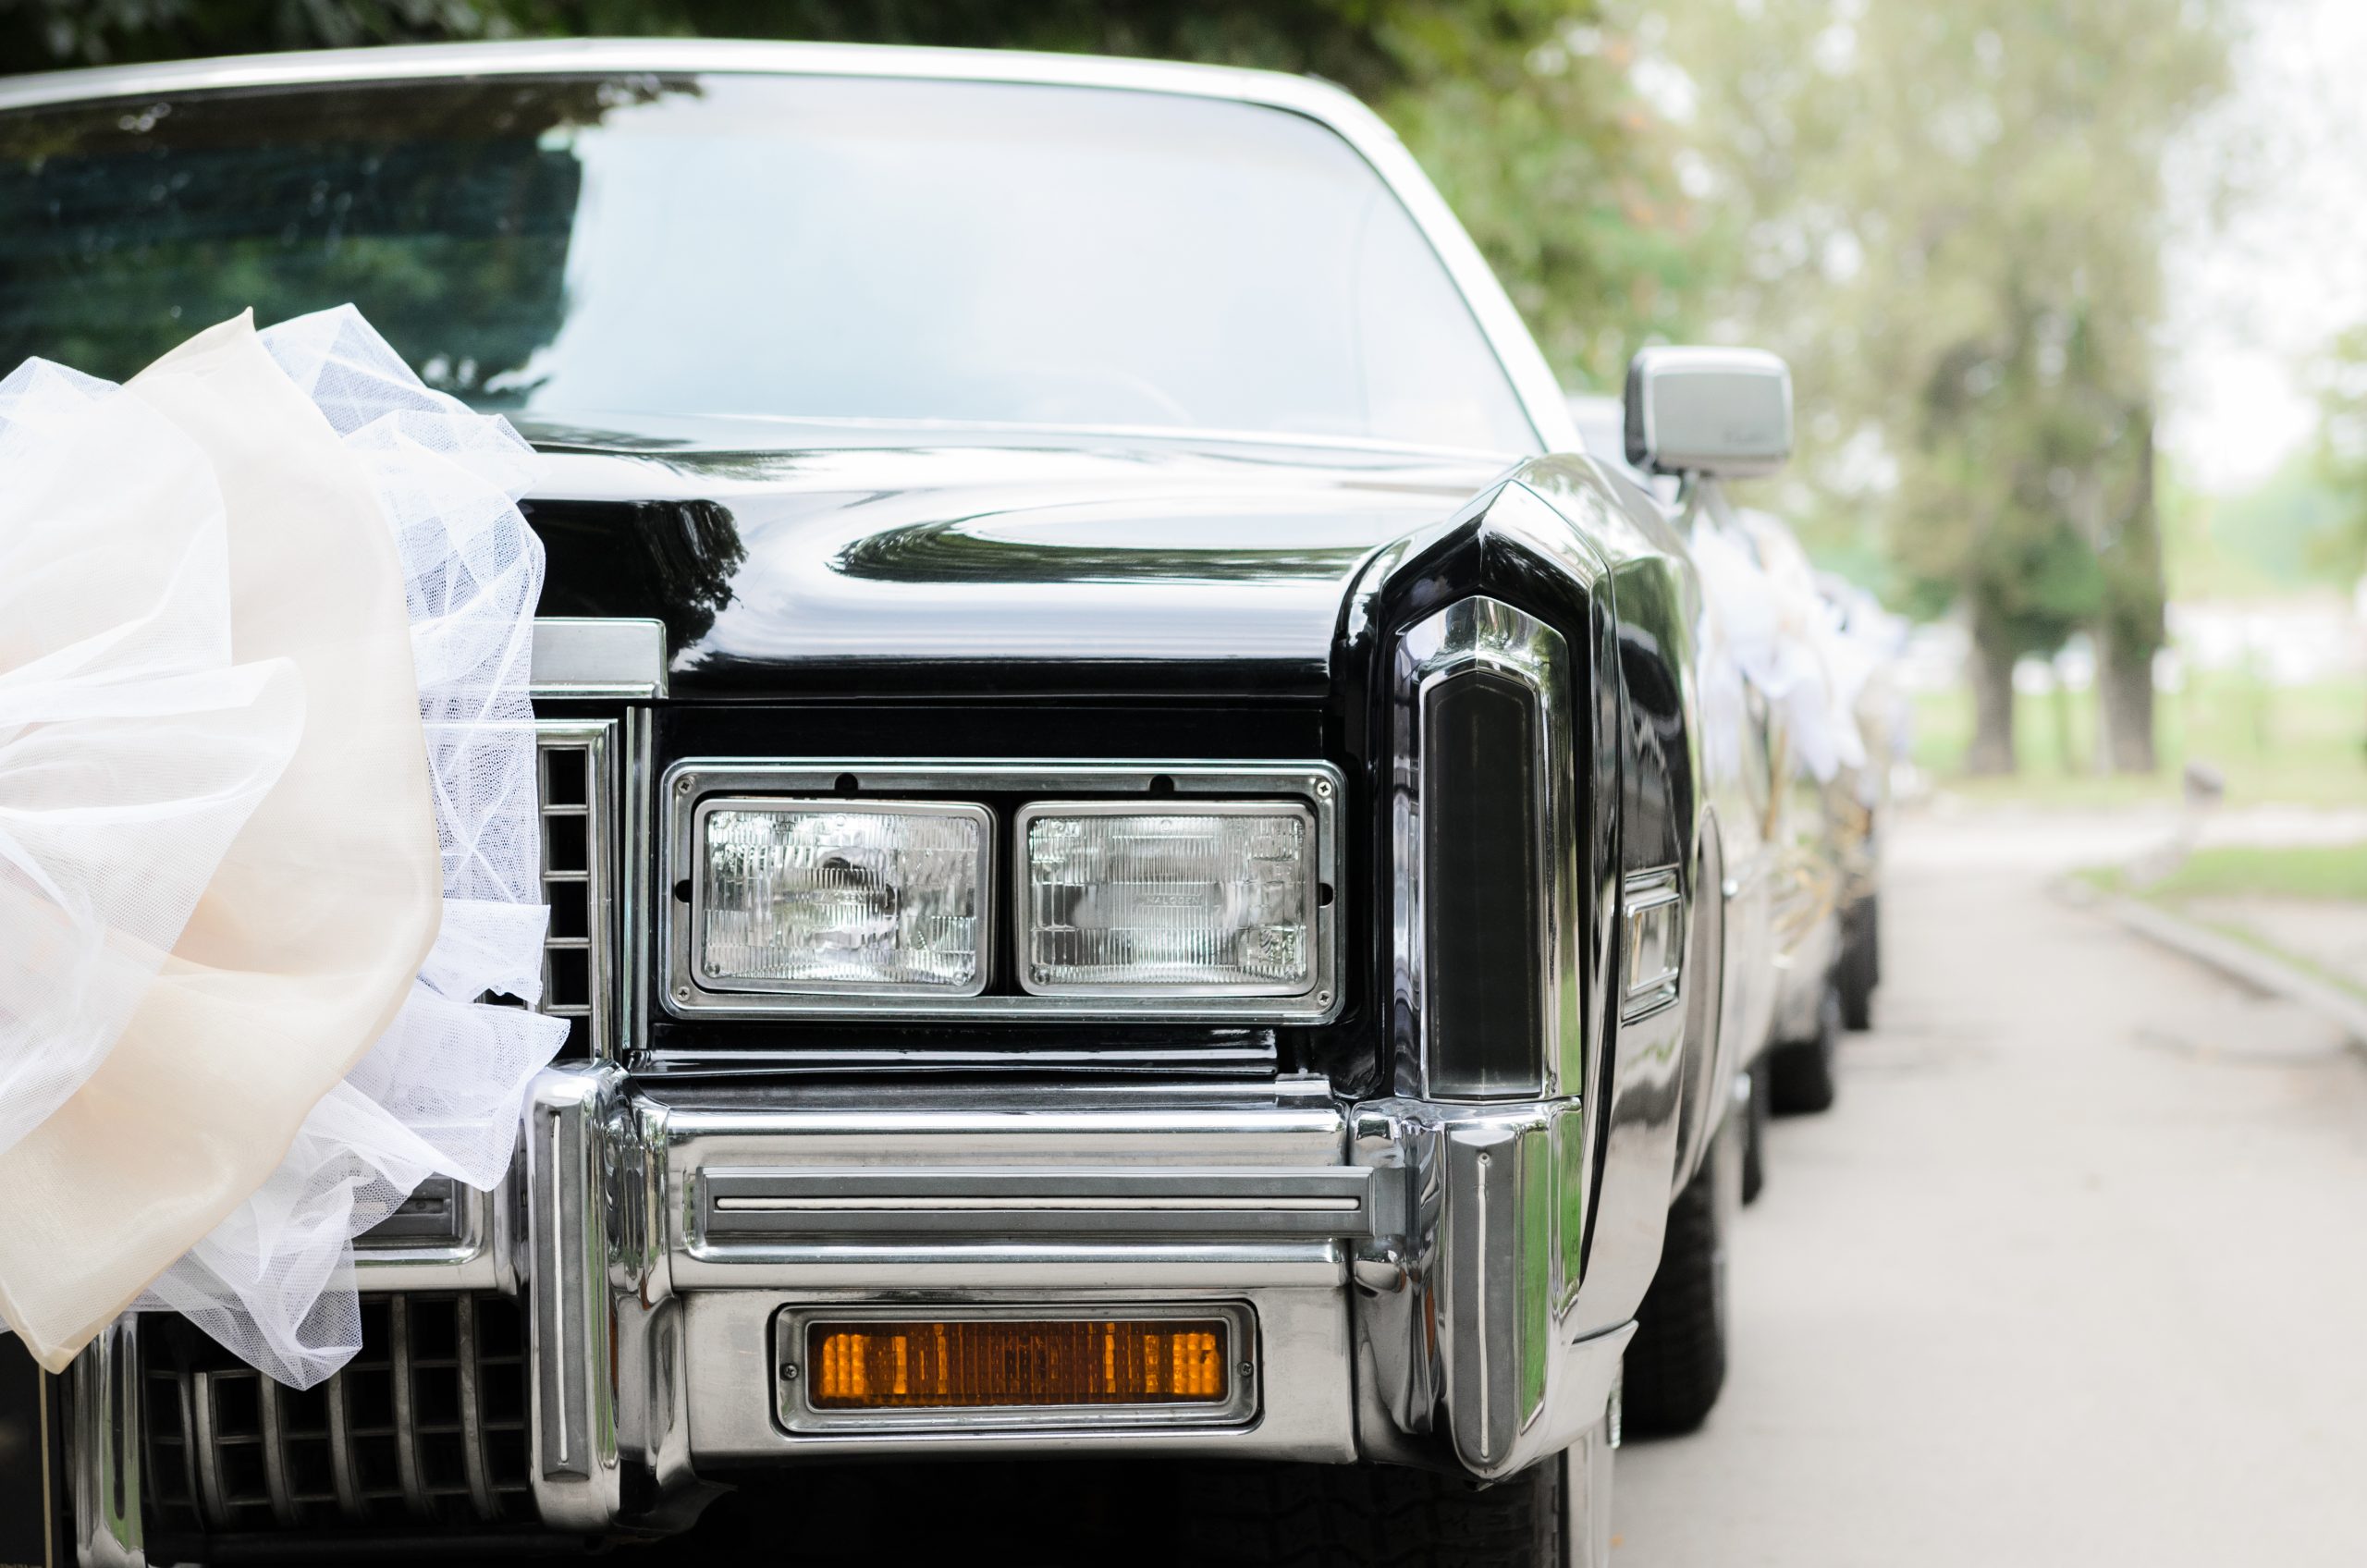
(142, 1294, 533, 1534)
(366, 1174, 468, 1246)
(535, 720, 616, 1059)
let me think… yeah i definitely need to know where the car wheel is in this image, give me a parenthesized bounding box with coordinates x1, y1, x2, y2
(1621, 1124, 1730, 1437)
(1561, 1417, 1617, 1568)
(1174, 1447, 1576, 1567)
(1837, 896, 1878, 1031)
(1740, 1057, 1771, 1206)
(1768, 975, 1841, 1115)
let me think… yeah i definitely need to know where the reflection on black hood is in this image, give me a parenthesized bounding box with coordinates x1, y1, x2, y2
(516, 427, 1506, 699)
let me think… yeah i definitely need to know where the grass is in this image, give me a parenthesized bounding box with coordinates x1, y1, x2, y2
(2138, 843, 2367, 901)
(2189, 913, 2367, 1004)
(1912, 670, 2367, 810)
(2072, 839, 2367, 1003)
(2077, 844, 2367, 903)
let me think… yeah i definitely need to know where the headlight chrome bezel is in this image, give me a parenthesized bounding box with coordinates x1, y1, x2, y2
(661, 760, 1343, 1023)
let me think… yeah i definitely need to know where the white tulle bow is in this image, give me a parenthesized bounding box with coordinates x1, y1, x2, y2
(0, 308, 565, 1389)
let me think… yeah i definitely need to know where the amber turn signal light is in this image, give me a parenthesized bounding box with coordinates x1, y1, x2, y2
(806, 1317, 1229, 1409)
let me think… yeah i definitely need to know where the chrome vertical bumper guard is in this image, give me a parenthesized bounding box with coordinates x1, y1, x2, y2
(68, 1319, 145, 1568)
(522, 1061, 705, 1534)
(1350, 1098, 1634, 1480)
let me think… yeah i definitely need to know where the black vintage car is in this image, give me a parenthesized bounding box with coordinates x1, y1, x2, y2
(0, 41, 1796, 1567)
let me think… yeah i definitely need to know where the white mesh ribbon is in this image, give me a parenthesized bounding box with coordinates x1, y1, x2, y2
(0, 363, 303, 1159)
(1693, 509, 1869, 786)
(1819, 573, 1913, 801)
(131, 309, 570, 1387)
(0, 308, 563, 1389)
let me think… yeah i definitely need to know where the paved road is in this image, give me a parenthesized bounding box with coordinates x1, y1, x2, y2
(1615, 808, 2367, 1565)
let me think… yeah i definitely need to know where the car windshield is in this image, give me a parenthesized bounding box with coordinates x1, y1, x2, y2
(0, 71, 1539, 453)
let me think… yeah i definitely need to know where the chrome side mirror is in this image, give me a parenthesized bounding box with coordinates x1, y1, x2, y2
(1622, 347, 1793, 478)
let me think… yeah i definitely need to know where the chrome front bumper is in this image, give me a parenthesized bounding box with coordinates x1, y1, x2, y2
(74, 1063, 1639, 1555)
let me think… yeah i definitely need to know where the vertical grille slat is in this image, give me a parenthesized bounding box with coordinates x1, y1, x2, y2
(255, 1378, 299, 1526)
(387, 1299, 433, 1521)
(143, 1355, 202, 1535)
(141, 1294, 539, 1537)
(534, 721, 618, 1060)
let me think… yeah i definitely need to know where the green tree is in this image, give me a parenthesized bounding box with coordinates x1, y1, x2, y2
(2312, 323, 2367, 569)
(1644, 0, 2226, 773)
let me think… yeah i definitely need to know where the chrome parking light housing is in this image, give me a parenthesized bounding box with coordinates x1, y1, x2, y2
(769, 1302, 1262, 1435)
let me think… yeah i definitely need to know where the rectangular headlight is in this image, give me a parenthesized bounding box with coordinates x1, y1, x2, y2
(696, 800, 988, 994)
(1017, 802, 1317, 996)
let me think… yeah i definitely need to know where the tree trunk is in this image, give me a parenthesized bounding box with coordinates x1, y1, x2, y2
(2051, 671, 2079, 775)
(1967, 619, 2018, 776)
(2097, 651, 2157, 772)
(2096, 410, 2164, 772)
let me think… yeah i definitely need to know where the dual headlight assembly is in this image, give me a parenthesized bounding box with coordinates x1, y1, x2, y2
(667, 765, 1340, 1018)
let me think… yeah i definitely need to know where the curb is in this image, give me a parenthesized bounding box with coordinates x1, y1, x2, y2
(2105, 895, 2367, 1055)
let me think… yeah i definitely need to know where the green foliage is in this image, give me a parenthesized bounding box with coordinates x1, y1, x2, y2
(2163, 453, 2357, 600)
(1381, 30, 1703, 389)
(2139, 842, 2367, 902)
(1643, 1, 2228, 660)
(0, 0, 517, 67)
(2312, 320, 2367, 579)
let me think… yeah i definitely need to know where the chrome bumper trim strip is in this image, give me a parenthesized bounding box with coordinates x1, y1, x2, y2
(700, 1166, 1377, 1237)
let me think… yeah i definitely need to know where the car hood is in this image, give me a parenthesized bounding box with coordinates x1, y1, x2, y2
(518, 417, 1506, 699)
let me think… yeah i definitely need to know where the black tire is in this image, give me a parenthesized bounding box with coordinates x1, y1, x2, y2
(1768, 977, 1841, 1115)
(1175, 1453, 1561, 1568)
(1621, 1134, 1728, 1437)
(1740, 1057, 1771, 1206)
(1836, 896, 1878, 1032)
(1865, 890, 1883, 987)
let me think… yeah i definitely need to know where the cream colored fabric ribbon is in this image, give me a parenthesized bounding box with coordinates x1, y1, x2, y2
(0, 314, 460, 1377)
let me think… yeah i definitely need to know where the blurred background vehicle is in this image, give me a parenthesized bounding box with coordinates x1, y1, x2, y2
(1567, 357, 1885, 1440)
(1816, 571, 1910, 1031)
(1722, 508, 1858, 1120)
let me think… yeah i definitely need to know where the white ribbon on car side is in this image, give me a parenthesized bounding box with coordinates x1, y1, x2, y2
(1690, 496, 1870, 788)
